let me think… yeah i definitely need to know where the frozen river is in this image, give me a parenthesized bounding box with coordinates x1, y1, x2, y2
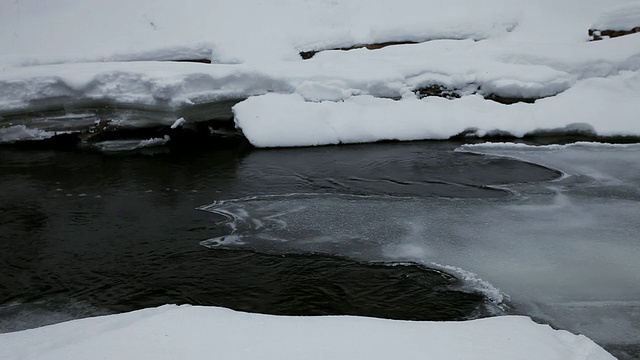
(1, 140, 638, 359)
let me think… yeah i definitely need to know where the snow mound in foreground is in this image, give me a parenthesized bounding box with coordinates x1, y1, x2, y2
(0, 305, 614, 360)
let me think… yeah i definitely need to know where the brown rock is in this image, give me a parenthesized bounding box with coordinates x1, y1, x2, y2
(589, 27, 640, 41)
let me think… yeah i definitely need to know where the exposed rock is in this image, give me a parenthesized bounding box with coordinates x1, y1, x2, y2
(589, 27, 640, 41)
(414, 84, 537, 104)
(414, 85, 461, 99)
(300, 41, 418, 60)
(483, 93, 537, 105)
(170, 58, 212, 64)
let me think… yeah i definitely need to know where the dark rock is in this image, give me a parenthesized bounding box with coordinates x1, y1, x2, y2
(589, 27, 640, 41)
(300, 41, 418, 59)
(169, 58, 212, 64)
(414, 85, 461, 99)
(413, 84, 539, 105)
(483, 93, 537, 105)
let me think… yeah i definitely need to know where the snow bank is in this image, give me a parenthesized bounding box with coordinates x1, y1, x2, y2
(234, 71, 640, 147)
(0, 0, 522, 66)
(0, 305, 615, 360)
(1, 0, 640, 146)
(592, 2, 640, 31)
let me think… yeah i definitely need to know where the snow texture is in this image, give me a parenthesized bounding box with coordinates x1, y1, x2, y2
(1, 0, 640, 145)
(234, 71, 640, 147)
(0, 305, 616, 360)
(592, 2, 640, 31)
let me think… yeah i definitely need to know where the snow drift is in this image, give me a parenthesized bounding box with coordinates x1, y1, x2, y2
(0, 305, 616, 360)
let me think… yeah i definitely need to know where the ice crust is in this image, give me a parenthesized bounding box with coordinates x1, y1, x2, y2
(0, 305, 616, 360)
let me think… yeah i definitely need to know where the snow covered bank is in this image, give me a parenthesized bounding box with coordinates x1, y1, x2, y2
(592, 2, 640, 32)
(1, 0, 639, 147)
(234, 71, 640, 147)
(0, 0, 520, 66)
(0, 305, 615, 360)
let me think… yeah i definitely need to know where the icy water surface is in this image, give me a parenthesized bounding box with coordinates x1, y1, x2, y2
(0, 141, 639, 359)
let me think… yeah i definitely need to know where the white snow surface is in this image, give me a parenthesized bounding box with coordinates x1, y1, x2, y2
(0, 305, 615, 360)
(1, 0, 640, 145)
(592, 2, 640, 31)
(234, 70, 640, 147)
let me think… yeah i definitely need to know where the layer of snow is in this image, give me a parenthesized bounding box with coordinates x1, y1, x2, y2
(592, 2, 640, 31)
(1, 0, 640, 146)
(0, 0, 520, 66)
(234, 70, 640, 147)
(0, 0, 633, 66)
(3, 32, 637, 113)
(0, 305, 615, 360)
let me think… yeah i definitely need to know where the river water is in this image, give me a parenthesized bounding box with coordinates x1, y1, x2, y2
(0, 140, 639, 359)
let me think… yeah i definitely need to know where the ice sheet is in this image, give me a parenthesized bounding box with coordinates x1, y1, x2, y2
(199, 143, 640, 347)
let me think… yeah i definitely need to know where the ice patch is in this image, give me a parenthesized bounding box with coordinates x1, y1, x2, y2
(200, 234, 244, 247)
(198, 193, 509, 309)
(170, 117, 186, 129)
(90, 135, 170, 152)
(458, 141, 640, 151)
(198, 144, 640, 347)
(432, 263, 508, 307)
(0, 125, 58, 143)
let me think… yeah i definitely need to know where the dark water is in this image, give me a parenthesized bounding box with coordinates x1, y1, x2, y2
(0, 142, 571, 341)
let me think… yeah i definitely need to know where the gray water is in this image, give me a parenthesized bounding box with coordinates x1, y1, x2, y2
(1, 141, 639, 359)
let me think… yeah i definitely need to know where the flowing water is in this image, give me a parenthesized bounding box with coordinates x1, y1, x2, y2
(0, 141, 639, 359)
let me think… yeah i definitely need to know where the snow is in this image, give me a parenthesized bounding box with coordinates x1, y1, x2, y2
(592, 2, 640, 31)
(0, 305, 615, 360)
(0, 0, 521, 66)
(170, 117, 186, 129)
(1, 0, 640, 145)
(234, 71, 640, 147)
